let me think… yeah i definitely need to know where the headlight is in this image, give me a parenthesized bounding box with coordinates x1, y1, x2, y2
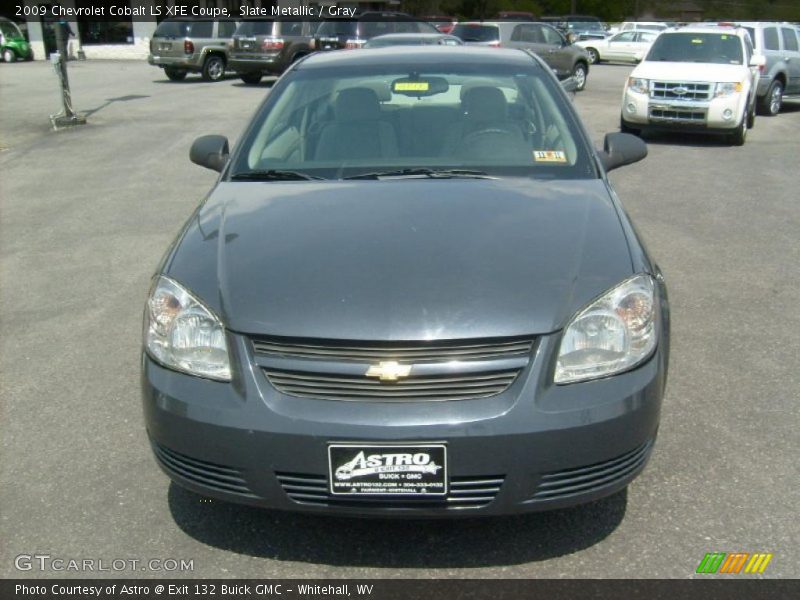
(627, 77, 649, 94)
(715, 82, 743, 97)
(144, 276, 231, 381)
(555, 274, 658, 384)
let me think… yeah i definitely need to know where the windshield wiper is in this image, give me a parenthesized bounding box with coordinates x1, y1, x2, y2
(230, 169, 323, 181)
(343, 168, 494, 180)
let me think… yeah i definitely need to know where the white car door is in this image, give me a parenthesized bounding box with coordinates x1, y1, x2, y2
(629, 32, 657, 62)
(604, 31, 637, 60)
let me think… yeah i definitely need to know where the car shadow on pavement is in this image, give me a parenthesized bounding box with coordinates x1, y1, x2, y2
(167, 483, 627, 567)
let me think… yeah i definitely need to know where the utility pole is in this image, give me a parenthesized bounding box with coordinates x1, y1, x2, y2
(50, 20, 86, 129)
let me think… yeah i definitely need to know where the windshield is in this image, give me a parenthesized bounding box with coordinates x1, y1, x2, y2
(1, 20, 23, 38)
(646, 32, 744, 64)
(451, 24, 500, 42)
(230, 62, 595, 181)
(236, 20, 275, 36)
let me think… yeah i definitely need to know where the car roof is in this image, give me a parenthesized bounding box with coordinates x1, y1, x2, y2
(297, 46, 541, 70)
(668, 26, 748, 36)
(369, 33, 451, 40)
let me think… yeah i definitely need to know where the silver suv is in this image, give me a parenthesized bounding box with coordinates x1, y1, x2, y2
(148, 19, 238, 82)
(737, 22, 800, 115)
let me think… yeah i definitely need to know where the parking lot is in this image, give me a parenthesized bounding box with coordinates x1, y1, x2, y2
(1, 58, 799, 578)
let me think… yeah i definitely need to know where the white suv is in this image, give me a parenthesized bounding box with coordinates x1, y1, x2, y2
(620, 26, 764, 145)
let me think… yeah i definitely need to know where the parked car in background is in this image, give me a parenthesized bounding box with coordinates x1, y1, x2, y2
(228, 19, 317, 85)
(148, 18, 237, 81)
(577, 30, 659, 64)
(563, 17, 609, 41)
(423, 16, 458, 34)
(735, 22, 800, 115)
(452, 21, 591, 90)
(143, 46, 667, 518)
(612, 21, 669, 35)
(364, 33, 463, 48)
(313, 13, 438, 51)
(621, 26, 763, 145)
(0, 17, 33, 62)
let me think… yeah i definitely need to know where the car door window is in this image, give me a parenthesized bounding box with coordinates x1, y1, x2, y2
(764, 27, 780, 51)
(511, 24, 539, 43)
(279, 21, 304, 37)
(217, 21, 236, 38)
(540, 25, 564, 46)
(614, 32, 636, 43)
(782, 27, 799, 52)
(190, 21, 213, 38)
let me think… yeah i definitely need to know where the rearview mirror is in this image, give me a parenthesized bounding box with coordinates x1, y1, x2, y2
(598, 132, 647, 172)
(190, 135, 229, 172)
(749, 54, 766, 68)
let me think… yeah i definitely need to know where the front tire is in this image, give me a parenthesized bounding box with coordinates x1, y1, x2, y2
(3, 49, 16, 63)
(164, 67, 188, 81)
(758, 79, 783, 116)
(620, 115, 641, 136)
(572, 62, 588, 91)
(201, 55, 225, 82)
(586, 48, 600, 64)
(239, 72, 263, 85)
(728, 115, 747, 146)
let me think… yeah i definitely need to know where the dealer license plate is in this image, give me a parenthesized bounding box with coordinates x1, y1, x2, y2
(328, 443, 447, 496)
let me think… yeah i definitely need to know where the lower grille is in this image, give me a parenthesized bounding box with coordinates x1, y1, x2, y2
(264, 368, 520, 402)
(530, 440, 653, 502)
(650, 107, 707, 123)
(276, 472, 504, 509)
(152, 442, 256, 498)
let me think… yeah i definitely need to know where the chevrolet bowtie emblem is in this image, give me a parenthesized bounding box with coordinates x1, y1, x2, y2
(365, 361, 412, 381)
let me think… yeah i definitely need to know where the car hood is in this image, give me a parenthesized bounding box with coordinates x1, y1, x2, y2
(633, 61, 748, 82)
(164, 179, 634, 340)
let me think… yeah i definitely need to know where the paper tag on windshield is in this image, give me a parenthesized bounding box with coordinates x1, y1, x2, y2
(533, 150, 568, 163)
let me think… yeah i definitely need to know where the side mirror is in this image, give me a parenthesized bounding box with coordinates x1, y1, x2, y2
(598, 132, 647, 172)
(190, 135, 229, 172)
(749, 54, 766, 68)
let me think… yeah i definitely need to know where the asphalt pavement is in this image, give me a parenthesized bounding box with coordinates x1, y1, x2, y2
(1, 59, 798, 578)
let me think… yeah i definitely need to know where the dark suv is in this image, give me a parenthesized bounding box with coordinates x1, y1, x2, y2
(229, 19, 318, 85)
(148, 18, 238, 82)
(313, 13, 438, 51)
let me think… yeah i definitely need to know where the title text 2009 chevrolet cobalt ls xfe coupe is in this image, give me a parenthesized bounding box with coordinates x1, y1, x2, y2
(142, 47, 669, 516)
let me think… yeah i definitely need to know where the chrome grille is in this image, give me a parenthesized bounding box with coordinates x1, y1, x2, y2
(252, 337, 534, 362)
(530, 439, 653, 502)
(252, 336, 534, 402)
(651, 81, 712, 101)
(263, 368, 520, 401)
(277, 472, 504, 509)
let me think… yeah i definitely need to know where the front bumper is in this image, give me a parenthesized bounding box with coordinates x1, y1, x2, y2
(142, 326, 668, 517)
(622, 88, 747, 131)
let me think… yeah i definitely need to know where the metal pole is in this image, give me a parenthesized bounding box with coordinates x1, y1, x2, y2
(51, 21, 86, 129)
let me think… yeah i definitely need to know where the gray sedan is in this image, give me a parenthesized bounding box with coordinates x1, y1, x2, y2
(142, 47, 668, 518)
